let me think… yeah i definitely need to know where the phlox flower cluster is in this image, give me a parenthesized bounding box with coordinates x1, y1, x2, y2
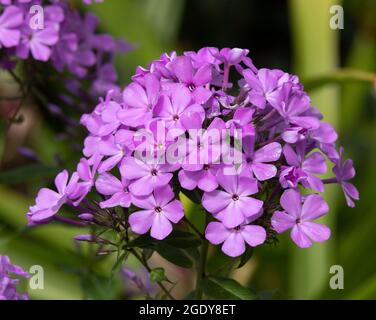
(0, 0, 130, 106)
(27, 47, 359, 257)
(0, 255, 29, 300)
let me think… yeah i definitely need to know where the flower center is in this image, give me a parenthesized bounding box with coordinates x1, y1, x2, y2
(295, 218, 301, 224)
(232, 194, 240, 201)
(151, 169, 158, 176)
(155, 206, 163, 213)
(203, 165, 210, 171)
(173, 114, 180, 121)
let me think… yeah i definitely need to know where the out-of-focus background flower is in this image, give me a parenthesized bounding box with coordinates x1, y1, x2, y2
(0, 0, 375, 299)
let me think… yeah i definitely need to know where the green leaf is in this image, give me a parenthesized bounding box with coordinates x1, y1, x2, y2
(163, 230, 202, 248)
(127, 234, 153, 248)
(202, 276, 258, 300)
(154, 243, 198, 269)
(0, 164, 59, 185)
(111, 252, 128, 279)
(237, 248, 254, 269)
(180, 188, 202, 204)
(142, 248, 154, 261)
(150, 267, 167, 283)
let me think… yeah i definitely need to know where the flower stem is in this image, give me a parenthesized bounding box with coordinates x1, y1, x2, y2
(194, 214, 209, 300)
(129, 248, 175, 300)
(183, 217, 204, 239)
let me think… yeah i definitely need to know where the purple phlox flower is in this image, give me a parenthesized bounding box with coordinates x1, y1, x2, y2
(169, 55, 213, 104)
(184, 47, 221, 68)
(179, 163, 222, 192)
(0, 255, 29, 300)
(243, 68, 280, 109)
(118, 73, 160, 127)
(154, 85, 205, 133)
(202, 170, 263, 228)
(121, 156, 177, 197)
(16, 12, 60, 62)
(242, 135, 282, 181)
(0, 5, 23, 48)
(205, 221, 266, 257)
(271, 189, 330, 248)
(215, 47, 256, 72)
(121, 267, 158, 297)
(333, 147, 359, 208)
(0, 255, 29, 278)
(73, 157, 100, 205)
(280, 142, 327, 192)
(95, 170, 131, 209)
(97, 130, 134, 173)
(181, 117, 226, 172)
(27, 170, 79, 224)
(309, 122, 339, 162)
(83, 135, 104, 165)
(129, 186, 184, 240)
(226, 107, 255, 137)
(269, 83, 320, 130)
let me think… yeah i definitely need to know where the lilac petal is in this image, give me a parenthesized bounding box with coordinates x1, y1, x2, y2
(171, 56, 194, 84)
(100, 192, 131, 208)
(153, 186, 174, 207)
(55, 170, 68, 195)
(123, 82, 148, 109)
(205, 222, 230, 245)
(216, 171, 238, 194)
(243, 69, 262, 91)
(271, 210, 296, 233)
(342, 159, 356, 181)
(202, 190, 232, 214)
(290, 116, 320, 130)
(303, 152, 327, 174)
(129, 175, 154, 196)
(178, 170, 200, 190)
(301, 194, 328, 220)
(222, 232, 246, 257)
(248, 92, 266, 109)
(121, 157, 149, 180)
(163, 200, 184, 223)
(129, 210, 154, 235)
(254, 142, 282, 163)
(238, 196, 263, 219)
(343, 182, 359, 208)
(217, 201, 245, 228)
(241, 225, 266, 247)
(193, 65, 212, 86)
(291, 225, 312, 248)
(171, 86, 191, 113)
(300, 222, 331, 243)
(35, 188, 61, 209)
(305, 174, 325, 193)
(283, 144, 300, 167)
(192, 87, 212, 104)
(98, 153, 123, 173)
(95, 173, 123, 195)
(233, 107, 254, 126)
(252, 163, 277, 181)
(144, 73, 160, 105)
(152, 172, 173, 190)
(151, 214, 173, 240)
(237, 176, 258, 195)
(30, 208, 56, 222)
(280, 189, 302, 218)
(198, 170, 218, 192)
(131, 193, 156, 210)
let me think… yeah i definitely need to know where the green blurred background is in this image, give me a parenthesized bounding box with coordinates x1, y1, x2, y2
(0, 0, 375, 300)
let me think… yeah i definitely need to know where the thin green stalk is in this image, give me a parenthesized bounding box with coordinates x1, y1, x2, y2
(129, 248, 175, 300)
(194, 214, 210, 300)
(289, 0, 340, 299)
